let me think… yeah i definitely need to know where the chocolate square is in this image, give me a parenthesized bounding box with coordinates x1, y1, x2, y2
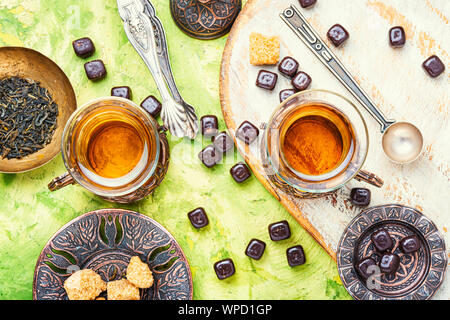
(278, 57, 299, 78)
(327, 24, 349, 47)
(389, 26, 406, 48)
(84, 60, 106, 81)
(140, 95, 162, 118)
(422, 55, 445, 78)
(212, 131, 234, 154)
(299, 0, 316, 8)
(350, 188, 371, 207)
(400, 235, 421, 254)
(256, 70, 278, 90)
(371, 229, 393, 252)
(198, 145, 222, 168)
(187, 207, 209, 229)
(230, 162, 251, 183)
(245, 239, 266, 260)
(200, 115, 219, 137)
(111, 86, 132, 100)
(380, 253, 400, 274)
(268, 220, 291, 241)
(72, 37, 95, 58)
(214, 259, 235, 280)
(279, 89, 297, 103)
(291, 71, 312, 91)
(286, 245, 306, 267)
(236, 121, 259, 144)
(356, 257, 377, 279)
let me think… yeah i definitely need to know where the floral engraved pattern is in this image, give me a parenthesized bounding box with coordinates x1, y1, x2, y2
(129, 14, 148, 51)
(33, 209, 192, 300)
(337, 204, 447, 300)
(170, 0, 241, 40)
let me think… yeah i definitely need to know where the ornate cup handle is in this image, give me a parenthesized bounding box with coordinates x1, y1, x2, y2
(355, 169, 384, 188)
(48, 172, 76, 191)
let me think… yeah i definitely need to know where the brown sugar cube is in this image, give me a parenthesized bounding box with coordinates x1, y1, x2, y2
(107, 279, 140, 300)
(249, 32, 280, 65)
(126, 256, 154, 289)
(64, 269, 107, 300)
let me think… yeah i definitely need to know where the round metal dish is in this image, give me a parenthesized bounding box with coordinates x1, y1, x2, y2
(337, 204, 446, 300)
(33, 209, 193, 300)
(0, 47, 76, 173)
(170, 0, 241, 40)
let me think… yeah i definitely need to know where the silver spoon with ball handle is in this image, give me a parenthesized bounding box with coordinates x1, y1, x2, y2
(281, 5, 424, 164)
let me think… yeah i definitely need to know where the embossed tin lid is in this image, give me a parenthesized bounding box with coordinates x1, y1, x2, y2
(337, 204, 447, 300)
(170, 0, 242, 40)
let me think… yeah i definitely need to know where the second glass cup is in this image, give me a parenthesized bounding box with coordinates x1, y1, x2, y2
(261, 90, 383, 199)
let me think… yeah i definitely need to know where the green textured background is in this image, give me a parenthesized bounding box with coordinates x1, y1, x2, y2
(0, 0, 350, 300)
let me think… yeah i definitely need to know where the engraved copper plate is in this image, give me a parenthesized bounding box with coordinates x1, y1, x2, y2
(337, 204, 447, 300)
(33, 209, 193, 300)
(170, 0, 242, 40)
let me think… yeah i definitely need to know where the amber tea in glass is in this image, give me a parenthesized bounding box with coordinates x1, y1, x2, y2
(48, 97, 167, 203)
(279, 103, 355, 179)
(71, 105, 157, 189)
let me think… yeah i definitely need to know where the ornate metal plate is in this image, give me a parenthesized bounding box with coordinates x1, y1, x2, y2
(170, 0, 242, 40)
(337, 204, 447, 300)
(33, 209, 193, 300)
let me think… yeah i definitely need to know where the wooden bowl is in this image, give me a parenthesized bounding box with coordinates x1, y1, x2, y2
(0, 47, 76, 173)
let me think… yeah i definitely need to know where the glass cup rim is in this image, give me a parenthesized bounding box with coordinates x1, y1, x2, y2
(61, 96, 161, 197)
(264, 89, 370, 194)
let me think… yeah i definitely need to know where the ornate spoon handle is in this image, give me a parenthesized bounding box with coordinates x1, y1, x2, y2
(143, 0, 199, 135)
(117, 0, 198, 139)
(280, 5, 396, 133)
(143, 1, 182, 102)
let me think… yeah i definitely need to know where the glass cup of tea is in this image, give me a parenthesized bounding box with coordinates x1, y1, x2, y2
(48, 97, 169, 203)
(261, 90, 383, 198)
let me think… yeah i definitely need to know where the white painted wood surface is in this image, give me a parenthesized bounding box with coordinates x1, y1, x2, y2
(220, 0, 450, 299)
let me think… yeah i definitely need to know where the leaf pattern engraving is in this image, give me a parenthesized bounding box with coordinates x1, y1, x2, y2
(34, 210, 192, 300)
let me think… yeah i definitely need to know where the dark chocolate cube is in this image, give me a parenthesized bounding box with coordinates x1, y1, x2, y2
(212, 131, 234, 153)
(371, 229, 393, 252)
(389, 26, 406, 48)
(245, 239, 266, 260)
(256, 70, 278, 90)
(214, 259, 235, 280)
(84, 60, 106, 81)
(198, 145, 222, 168)
(200, 115, 219, 137)
(140, 95, 162, 118)
(230, 162, 251, 183)
(72, 37, 95, 58)
(380, 253, 400, 274)
(423, 55, 445, 78)
(236, 121, 259, 144)
(111, 86, 132, 100)
(400, 235, 421, 254)
(279, 89, 297, 103)
(350, 188, 371, 207)
(286, 245, 306, 267)
(278, 57, 299, 78)
(268, 220, 291, 241)
(291, 71, 312, 91)
(327, 24, 349, 47)
(299, 0, 316, 8)
(356, 257, 377, 280)
(187, 207, 209, 229)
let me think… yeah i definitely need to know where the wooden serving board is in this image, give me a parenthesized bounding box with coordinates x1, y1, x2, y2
(220, 0, 450, 299)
